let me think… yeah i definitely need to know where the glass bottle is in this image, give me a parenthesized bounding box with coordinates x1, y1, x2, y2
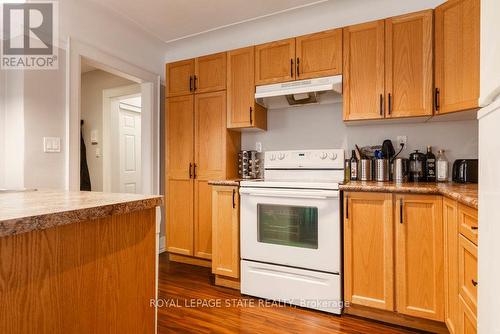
(436, 150, 449, 182)
(350, 150, 358, 181)
(425, 146, 436, 182)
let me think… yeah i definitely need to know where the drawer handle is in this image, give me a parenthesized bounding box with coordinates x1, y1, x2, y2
(472, 279, 478, 287)
(471, 226, 478, 230)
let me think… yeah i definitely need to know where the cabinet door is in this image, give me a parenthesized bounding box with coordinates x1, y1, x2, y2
(459, 295, 477, 334)
(167, 96, 194, 179)
(194, 180, 212, 259)
(195, 52, 226, 94)
(435, 0, 480, 114)
(343, 20, 385, 121)
(385, 11, 433, 118)
(444, 198, 459, 334)
(458, 203, 478, 245)
(255, 38, 295, 85)
(212, 186, 240, 278)
(167, 179, 194, 255)
(458, 235, 477, 314)
(295, 29, 342, 80)
(227, 46, 267, 130)
(344, 192, 394, 310)
(166, 59, 194, 97)
(395, 194, 444, 321)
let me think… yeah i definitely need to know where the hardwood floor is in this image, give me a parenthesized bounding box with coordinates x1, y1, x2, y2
(157, 253, 420, 334)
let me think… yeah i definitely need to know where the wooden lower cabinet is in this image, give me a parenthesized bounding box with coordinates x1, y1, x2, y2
(344, 192, 394, 310)
(444, 197, 459, 334)
(395, 194, 444, 321)
(458, 235, 478, 314)
(459, 295, 477, 334)
(167, 179, 194, 256)
(211, 185, 240, 288)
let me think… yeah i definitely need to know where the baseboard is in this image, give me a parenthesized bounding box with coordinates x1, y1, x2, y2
(344, 304, 448, 334)
(169, 253, 211, 268)
(215, 275, 240, 290)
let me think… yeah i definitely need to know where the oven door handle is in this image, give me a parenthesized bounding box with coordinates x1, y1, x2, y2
(240, 188, 338, 199)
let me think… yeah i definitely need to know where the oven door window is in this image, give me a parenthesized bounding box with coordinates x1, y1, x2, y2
(257, 204, 318, 249)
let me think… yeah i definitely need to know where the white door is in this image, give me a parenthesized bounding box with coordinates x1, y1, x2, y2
(118, 108, 141, 193)
(239, 187, 340, 273)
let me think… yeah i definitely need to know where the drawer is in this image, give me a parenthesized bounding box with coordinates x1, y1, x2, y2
(458, 235, 477, 314)
(458, 204, 478, 245)
(458, 295, 477, 334)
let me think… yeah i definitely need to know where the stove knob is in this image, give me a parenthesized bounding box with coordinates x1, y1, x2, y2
(319, 152, 327, 160)
(278, 153, 285, 160)
(269, 154, 276, 161)
(328, 152, 337, 160)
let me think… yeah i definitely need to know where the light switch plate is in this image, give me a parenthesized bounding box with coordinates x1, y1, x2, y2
(43, 137, 61, 153)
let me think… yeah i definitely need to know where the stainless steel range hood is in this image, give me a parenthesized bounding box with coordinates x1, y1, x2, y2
(255, 75, 342, 109)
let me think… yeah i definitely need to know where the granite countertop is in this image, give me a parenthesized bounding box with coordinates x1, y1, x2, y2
(208, 179, 245, 186)
(339, 181, 478, 209)
(0, 190, 163, 237)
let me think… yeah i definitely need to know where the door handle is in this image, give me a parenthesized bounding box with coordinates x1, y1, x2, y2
(296, 57, 300, 77)
(193, 163, 197, 179)
(193, 75, 197, 91)
(379, 94, 384, 116)
(435, 88, 440, 111)
(249, 107, 253, 125)
(388, 93, 392, 115)
(232, 189, 236, 209)
(399, 198, 403, 224)
(189, 163, 193, 178)
(189, 76, 193, 92)
(290, 58, 294, 77)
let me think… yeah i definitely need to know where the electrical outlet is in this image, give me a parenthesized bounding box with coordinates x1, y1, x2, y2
(397, 136, 408, 147)
(256, 142, 262, 153)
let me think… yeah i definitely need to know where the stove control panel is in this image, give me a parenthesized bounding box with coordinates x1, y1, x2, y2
(264, 149, 345, 169)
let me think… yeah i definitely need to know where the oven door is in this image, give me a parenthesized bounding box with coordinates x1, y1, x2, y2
(240, 187, 340, 273)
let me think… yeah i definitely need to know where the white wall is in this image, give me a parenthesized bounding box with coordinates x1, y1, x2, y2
(164, 0, 444, 62)
(81, 70, 136, 191)
(242, 103, 478, 173)
(480, 0, 500, 106)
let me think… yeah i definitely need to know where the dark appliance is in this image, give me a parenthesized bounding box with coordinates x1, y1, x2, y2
(409, 150, 426, 182)
(452, 159, 478, 183)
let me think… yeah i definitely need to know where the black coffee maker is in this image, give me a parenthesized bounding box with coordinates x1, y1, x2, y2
(409, 150, 426, 182)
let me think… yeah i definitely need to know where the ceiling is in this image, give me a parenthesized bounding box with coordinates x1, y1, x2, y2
(95, 0, 329, 43)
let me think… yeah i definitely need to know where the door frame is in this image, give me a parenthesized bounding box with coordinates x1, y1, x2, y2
(102, 85, 141, 193)
(67, 37, 160, 195)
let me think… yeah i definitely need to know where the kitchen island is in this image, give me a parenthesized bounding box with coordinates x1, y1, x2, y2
(0, 190, 162, 334)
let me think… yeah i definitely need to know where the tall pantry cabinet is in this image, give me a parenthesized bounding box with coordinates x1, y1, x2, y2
(166, 53, 240, 263)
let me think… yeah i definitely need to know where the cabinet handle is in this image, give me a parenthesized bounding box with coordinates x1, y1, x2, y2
(193, 163, 197, 179)
(232, 189, 236, 209)
(388, 93, 392, 115)
(249, 107, 253, 125)
(189, 163, 193, 179)
(189, 76, 193, 92)
(435, 88, 440, 111)
(400, 198, 403, 224)
(379, 94, 384, 116)
(472, 279, 478, 287)
(471, 226, 478, 230)
(193, 75, 197, 91)
(345, 194, 349, 219)
(290, 58, 294, 77)
(296, 57, 300, 77)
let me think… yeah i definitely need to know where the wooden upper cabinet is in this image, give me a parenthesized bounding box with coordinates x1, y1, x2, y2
(227, 46, 267, 130)
(166, 59, 195, 97)
(385, 10, 434, 118)
(296, 29, 342, 79)
(167, 95, 194, 179)
(343, 20, 385, 121)
(212, 185, 240, 278)
(435, 0, 480, 114)
(255, 38, 295, 85)
(395, 194, 444, 321)
(195, 52, 227, 94)
(344, 192, 394, 311)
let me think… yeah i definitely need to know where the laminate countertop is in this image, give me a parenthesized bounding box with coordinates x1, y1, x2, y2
(0, 190, 162, 237)
(340, 181, 478, 209)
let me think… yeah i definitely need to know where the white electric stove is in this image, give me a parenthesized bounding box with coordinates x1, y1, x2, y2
(239, 149, 345, 314)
